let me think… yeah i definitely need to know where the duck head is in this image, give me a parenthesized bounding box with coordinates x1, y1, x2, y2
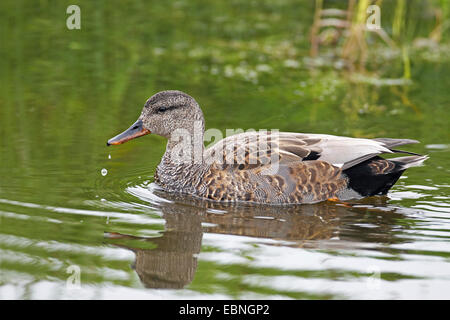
(107, 90, 204, 146)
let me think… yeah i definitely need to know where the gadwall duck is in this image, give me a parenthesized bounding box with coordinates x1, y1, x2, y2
(107, 90, 428, 204)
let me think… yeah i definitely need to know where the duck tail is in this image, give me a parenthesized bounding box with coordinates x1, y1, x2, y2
(389, 155, 429, 170)
(343, 155, 428, 197)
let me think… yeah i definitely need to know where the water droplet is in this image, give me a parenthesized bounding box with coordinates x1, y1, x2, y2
(108, 154, 111, 159)
(101, 168, 108, 176)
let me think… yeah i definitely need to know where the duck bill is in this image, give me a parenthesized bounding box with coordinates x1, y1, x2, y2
(107, 119, 151, 146)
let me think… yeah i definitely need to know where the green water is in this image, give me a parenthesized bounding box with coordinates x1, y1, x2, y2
(0, 0, 449, 299)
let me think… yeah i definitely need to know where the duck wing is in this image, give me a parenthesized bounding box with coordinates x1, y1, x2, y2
(204, 131, 419, 170)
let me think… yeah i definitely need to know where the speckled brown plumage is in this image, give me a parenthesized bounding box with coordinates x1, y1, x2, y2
(175, 160, 347, 204)
(108, 90, 429, 204)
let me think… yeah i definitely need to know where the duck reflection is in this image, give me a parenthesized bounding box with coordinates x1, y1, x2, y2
(134, 209, 203, 289)
(107, 191, 409, 289)
(107, 202, 204, 289)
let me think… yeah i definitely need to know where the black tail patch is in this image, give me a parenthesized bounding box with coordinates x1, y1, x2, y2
(343, 156, 405, 197)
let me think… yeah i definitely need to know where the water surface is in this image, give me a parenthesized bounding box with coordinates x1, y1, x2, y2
(0, 0, 449, 299)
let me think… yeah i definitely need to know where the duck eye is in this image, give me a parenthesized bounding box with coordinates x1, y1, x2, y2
(156, 105, 179, 114)
(157, 106, 168, 113)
